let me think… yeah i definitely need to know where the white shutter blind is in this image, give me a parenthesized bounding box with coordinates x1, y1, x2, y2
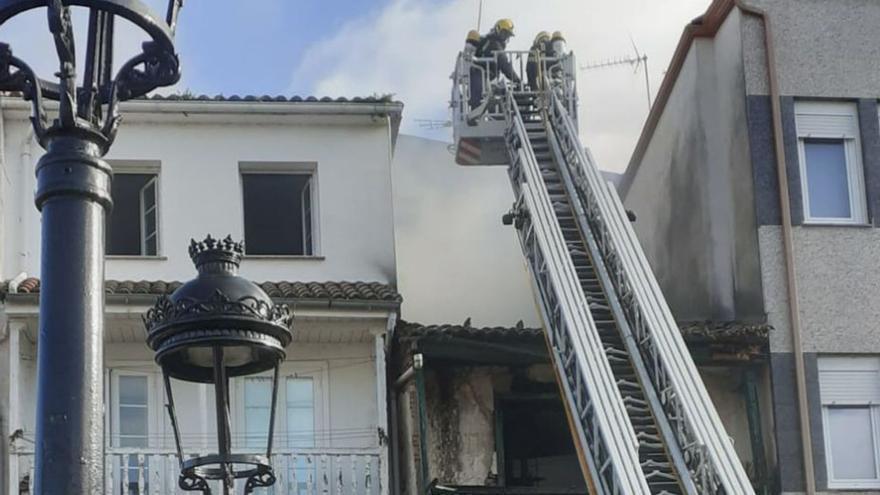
(819, 357, 880, 404)
(795, 102, 859, 138)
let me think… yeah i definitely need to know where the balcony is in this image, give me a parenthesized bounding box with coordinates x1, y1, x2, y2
(15, 448, 383, 495)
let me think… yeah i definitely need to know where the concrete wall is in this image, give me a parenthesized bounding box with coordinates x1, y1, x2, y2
(0, 99, 398, 285)
(622, 10, 764, 323)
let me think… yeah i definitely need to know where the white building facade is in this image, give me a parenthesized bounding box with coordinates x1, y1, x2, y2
(0, 94, 403, 495)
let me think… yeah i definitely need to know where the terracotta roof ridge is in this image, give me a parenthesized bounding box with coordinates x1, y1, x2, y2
(2, 277, 401, 303)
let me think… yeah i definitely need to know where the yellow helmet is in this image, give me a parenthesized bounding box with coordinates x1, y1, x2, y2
(533, 31, 550, 45)
(466, 29, 480, 43)
(494, 18, 515, 36)
(551, 31, 565, 42)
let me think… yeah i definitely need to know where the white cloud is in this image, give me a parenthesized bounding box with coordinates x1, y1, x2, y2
(292, 0, 711, 172)
(292, 0, 714, 325)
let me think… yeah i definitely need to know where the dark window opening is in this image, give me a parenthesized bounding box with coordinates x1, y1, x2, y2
(242, 173, 314, 256)
(499, 396, 586, 490)
(106, 173, 158, 256)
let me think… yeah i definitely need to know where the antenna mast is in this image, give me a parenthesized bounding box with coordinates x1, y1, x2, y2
(580, 37, 653, 112)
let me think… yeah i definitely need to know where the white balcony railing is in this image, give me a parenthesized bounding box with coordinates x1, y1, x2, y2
(15, 448, 382, 495)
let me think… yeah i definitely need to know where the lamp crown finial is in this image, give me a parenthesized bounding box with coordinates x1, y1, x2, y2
(188, 234, 244, 269)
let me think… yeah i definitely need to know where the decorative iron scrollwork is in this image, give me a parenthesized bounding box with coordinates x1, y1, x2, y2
(143, 291, 293, 332)
(0, 0, 182, 151)
(179, 471, 211, 494)
(244, 469, 276, 494)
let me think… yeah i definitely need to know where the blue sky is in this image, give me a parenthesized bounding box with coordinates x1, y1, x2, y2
(174, 0, 397, 96)
(0, 0, 711, 171)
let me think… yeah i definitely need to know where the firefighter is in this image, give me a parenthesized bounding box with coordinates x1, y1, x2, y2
(551, 31, 567, 57)
(465, 29, 484, 110)
(477, 19, 520, 83)
(464, 29, 481, 57)
(526, 31, 551, 90)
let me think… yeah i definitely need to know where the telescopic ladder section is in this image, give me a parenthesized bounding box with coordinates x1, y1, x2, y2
(451, 50, 755, 495)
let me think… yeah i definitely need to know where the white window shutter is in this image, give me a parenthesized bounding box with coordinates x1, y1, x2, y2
(819, 357, 880, 404)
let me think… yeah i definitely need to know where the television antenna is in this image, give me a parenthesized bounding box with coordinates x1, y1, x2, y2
(415, 119, 452, 130)
(581, 37, 652, 112)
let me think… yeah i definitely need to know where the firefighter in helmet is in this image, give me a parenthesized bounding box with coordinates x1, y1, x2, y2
(527, 31, 551, 90)
(470, 18, 520, 108)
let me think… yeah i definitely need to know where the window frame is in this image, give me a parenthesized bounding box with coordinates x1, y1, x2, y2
(819, 356, 880, 489)
(106, 160, 163, 258)
(231, 360, 330, 452)
(139, 176, 159, 256)
(238, 162, 320, 258)
(794, 101, 868, 225)
(108, 368, 163, 449)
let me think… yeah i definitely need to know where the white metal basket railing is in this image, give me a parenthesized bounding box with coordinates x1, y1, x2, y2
(14, 448, 382, 495)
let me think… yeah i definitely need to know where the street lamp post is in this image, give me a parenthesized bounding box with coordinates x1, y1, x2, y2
(144, 235, 293, 494)
(0, 1, 182, 493)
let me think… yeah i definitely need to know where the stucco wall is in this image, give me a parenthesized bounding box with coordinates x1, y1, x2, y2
(760, 226, 880, 354)
(742, 0, 880, 99)
(0, 101, 398, 286)
(623, 10, 764, 322)
(742, 2, 880, 491)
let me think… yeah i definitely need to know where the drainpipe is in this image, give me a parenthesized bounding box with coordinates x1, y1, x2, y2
(735, 2, 816, 493)
(391, 353, 423, 495)
(743, 367, 769, 494)
(17, 124, 34, 273)
(0, 413, 5, 495)
(413, 356, 429, 495)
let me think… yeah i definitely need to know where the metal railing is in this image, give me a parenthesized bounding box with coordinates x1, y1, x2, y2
(544, 89, 755, 494)
(451, 50, 577, 128)
(15, 448, 382, 495)
(501, 90, 650, 495)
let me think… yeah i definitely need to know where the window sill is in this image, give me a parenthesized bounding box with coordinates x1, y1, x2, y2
(243, 255, 325, 261)
(801, 221, 873, 228)
(827, 482, 880, 490)
(106, 255, 168, 260)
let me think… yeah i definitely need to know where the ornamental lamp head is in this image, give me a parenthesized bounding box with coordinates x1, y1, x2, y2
(143, 235, 293, 492)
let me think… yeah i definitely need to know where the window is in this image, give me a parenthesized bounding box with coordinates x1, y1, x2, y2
(113, 374, 152, 494)
(496, 396, 586, 490)
(795, 101, 867, 224)
(286, 378, 315, 448)
(244, 377, 274, 448)
(241, 376, 316, 448)
(107, 173, 159, 255)
(243, 375, 317, 494)
(819, 356, 880, 489)
(241, 173, 315, 256)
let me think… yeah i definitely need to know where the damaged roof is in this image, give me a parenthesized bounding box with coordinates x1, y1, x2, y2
(396, 320, 543, 341)
(398, 319, 769, 343)
(397, 319, 769, 364)
(2, 278, 401, 305)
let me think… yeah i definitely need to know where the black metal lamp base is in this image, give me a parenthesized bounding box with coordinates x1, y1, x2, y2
(180, 454, 277, 495)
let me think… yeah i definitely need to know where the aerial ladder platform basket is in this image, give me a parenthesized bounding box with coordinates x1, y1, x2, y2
(450, 49, 756, 495)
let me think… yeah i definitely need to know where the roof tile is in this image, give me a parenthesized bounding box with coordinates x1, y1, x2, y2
(2, 278, 400, 304)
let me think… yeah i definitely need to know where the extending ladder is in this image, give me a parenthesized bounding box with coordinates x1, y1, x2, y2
(451, 49, 756, 495)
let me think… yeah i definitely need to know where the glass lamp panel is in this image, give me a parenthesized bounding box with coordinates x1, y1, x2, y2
(286, 378, 315, 448)
(245, 377, 273, 448)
